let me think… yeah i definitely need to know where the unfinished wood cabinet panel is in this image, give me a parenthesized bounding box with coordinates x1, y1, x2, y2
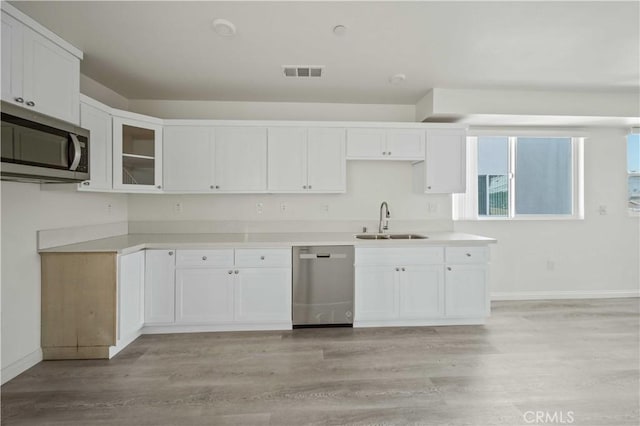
(41, 252, 117, 359)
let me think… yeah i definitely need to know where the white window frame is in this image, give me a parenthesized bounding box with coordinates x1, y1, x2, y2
(628, 129, 640, 215)
(454, 133, 584, 221)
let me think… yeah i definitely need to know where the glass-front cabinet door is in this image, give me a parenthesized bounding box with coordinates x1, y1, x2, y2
(113, 115, 162, 191)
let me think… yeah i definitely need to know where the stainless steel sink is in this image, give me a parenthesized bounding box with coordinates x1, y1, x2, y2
(388, 234, 428, 239)
(355, 233, 427, 240)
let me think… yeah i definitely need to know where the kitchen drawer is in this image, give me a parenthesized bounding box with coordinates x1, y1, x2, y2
(176, 249, 234, 268)
(355, 247, 444, 266)
(445, 246, 489, 264)
(235, 248, 291, 268)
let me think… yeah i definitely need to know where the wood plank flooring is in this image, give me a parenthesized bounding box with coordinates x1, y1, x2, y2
(2, 298, 639, 425)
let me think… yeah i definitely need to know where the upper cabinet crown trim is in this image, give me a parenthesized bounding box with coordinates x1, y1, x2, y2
(162, 119, 468, 130)
(1, 3, 83, 59)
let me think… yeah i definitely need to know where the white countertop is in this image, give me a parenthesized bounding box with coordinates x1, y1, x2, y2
(39, 232, 496, 255)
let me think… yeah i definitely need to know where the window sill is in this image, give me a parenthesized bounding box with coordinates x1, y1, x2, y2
(456, 215, 584, 222)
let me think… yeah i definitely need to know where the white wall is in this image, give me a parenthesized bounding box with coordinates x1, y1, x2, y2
(80, 74, 129, 110)
(1, 182, 127, 383)
(455, 128, 640, 298)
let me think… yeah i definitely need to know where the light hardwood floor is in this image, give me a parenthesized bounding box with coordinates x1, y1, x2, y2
(2, 298, 639, 426)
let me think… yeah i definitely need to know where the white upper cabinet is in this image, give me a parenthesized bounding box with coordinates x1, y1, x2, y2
(214, 127, 267, 192)
(267, 127, 308, 192)
(113, 114, 163, 192)
(163, 126, 214, 192)
(1, 8, 80, 124)
(414, 128, 467, 194)
(267, 127, 346, 193)
(346, 128, 425, 160)
(307, 128, 346, 192)
(78, 97, 112, 190)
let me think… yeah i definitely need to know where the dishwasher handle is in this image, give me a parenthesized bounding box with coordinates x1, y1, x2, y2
(299, 253, 347, 259)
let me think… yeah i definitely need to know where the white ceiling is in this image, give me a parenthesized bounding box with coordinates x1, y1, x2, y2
(10, 1, 640, 104)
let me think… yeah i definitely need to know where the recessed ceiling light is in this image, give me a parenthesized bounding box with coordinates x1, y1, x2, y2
(332, 25, 347, 36)
(389, 73, 407, 85)
(212, 18, 236, 37)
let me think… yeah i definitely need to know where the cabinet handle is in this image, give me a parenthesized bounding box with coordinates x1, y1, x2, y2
(228, 270, 233, 274)
(26, 101, 35, 107)
(447, 267, 452, 271)
(14, 97, 24, 103)
(202, 256, 207, 261)
(168, 251, 174, 256)
(234, 270, 239, 274)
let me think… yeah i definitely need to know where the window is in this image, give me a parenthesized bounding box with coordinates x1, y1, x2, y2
(629, 132, 640, 212)
(454, 135, 583, 220)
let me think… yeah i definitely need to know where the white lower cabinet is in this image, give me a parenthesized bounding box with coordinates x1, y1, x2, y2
(445, 264, 488, 318)
(144, 250, 176, 324)
(176, 268, 235, 323)
(234, 267, 291, 322)
(118, 251, 145, 343)
(355, 246, 489, 326)
(144, 248, 292, 331)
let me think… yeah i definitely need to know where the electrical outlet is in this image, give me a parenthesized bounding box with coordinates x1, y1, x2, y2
(256, 202, 264, 214)
(598, 205, 607, 215)
(427, 202, 438, 214)
(174, 202, 183, 214)
(321, 204, 330, 213)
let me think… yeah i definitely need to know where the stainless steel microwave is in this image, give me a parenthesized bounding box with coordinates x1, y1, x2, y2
(1, 101, 89, 183)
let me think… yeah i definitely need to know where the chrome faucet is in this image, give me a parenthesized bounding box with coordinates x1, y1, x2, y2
(379, 201, 390, 233)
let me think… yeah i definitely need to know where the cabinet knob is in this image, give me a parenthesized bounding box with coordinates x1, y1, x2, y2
(26, 101, 35, 107)
(303, 185, 307, 189)
(82, 181, 90, 186)
(260, 256, 265, 260)
(308, 185, 312, 189)
(388, 152, 392, 156)
(382, 152, 387, 155)
(210, 185, 214, 189)
(157, 185, 162, 189)
(202, 256, 207, 261)
(14, 97, 24, 103)
(228, 270, 233, 274)
(401, 267, 405, 272)
(447, 267, 452, 271)
(215, 185, 220, 189)
(427, 186, 432, 190)
(466, 253, 472, 257)
(395, 267, 400, 272)
(168, 251, 173, 256)
(234, 270, 239, 274)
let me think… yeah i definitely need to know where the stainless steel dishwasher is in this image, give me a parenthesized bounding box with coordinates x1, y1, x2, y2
(292, 246, 355, 327)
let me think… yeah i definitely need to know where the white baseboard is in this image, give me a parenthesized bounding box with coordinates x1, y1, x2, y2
(109, 329, 143, 358)
(491, 290, 640, 301)
(1, 348, 43, 385)
(143, 322, 292, 334)
(354, 318, 487, 328)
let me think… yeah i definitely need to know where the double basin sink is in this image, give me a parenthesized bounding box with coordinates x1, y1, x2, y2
(355, 233, 428, 240)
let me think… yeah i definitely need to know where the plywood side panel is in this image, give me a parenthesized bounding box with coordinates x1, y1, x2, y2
(41, 253, 117, 353)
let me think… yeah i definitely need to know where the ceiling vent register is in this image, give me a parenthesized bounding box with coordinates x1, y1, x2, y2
(283, 66, 323, 78)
